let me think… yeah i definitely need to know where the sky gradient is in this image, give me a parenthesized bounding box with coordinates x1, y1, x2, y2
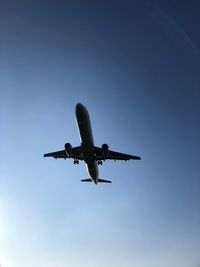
(1, 1, 200, 267)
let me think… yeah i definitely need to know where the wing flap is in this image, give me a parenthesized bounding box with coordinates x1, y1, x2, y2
(94, 146, 141, 161)
(44, 150, 67, 159)
(44, 146, 83, 160)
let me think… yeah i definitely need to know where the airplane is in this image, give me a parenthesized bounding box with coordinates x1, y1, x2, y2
(44, 103, 141, 184)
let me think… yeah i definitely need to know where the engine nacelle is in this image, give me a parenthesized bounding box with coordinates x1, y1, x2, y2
(102, 143, 109, 158)
(65, 143, 72, 157)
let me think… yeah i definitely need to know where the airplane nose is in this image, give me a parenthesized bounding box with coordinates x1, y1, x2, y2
(76, 103, 83, 115)
(75, 103, 86, 118)
(75, 103, 89, 121)
(76, 103, 82, 110)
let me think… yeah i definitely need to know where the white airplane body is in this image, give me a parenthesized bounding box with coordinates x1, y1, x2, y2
(44, 103, 141, 184)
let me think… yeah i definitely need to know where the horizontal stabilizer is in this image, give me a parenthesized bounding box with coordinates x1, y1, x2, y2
(81, 179, 93, 182)
(98, 178, 112, 183)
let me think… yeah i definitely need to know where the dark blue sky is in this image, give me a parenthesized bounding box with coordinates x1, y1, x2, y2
(1, 1, 200, 266)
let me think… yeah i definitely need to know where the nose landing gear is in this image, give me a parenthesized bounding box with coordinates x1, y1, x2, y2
(97, 160, 103, 165)
(74, 159, 79, 164)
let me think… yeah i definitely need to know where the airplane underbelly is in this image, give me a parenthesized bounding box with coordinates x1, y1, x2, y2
(78, 122, 94, 146)
(87, 161, 99, 182)
(76, 104, 94, 146)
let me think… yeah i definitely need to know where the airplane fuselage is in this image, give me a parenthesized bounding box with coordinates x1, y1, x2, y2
(75, 103, 99, 184)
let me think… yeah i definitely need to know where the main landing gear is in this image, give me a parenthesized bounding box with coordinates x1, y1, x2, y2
(97, 160, 103, 165)
(74, 159, 79, 164)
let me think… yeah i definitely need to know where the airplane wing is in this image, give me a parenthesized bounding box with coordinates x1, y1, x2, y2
(94, 146, 141, 161)
(44, 146, 83, 160)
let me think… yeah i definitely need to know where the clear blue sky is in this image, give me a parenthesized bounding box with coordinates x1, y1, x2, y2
(0, 1, 200, 266)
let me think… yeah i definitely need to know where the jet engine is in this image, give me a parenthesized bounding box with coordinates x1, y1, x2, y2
(65, 143, 72, 157)
(102, 143, 109, 158)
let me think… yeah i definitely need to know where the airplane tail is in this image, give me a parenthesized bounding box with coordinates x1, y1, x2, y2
(81, 179, 93, 182)
(98, 178, 112, 183)
(81, 178, 112, 184)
